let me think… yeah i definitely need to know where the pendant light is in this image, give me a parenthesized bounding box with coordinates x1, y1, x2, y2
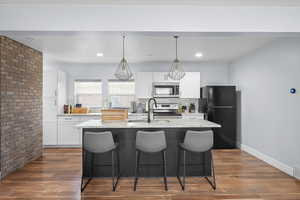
(168, 36, 185, 81)
(114, 35, 133, 80)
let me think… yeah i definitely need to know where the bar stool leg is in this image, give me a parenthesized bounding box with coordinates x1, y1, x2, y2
(112, 150, 116, 191)
(205, 150, 216, 190)
(80, 150, 85, 192)
(205, 150, 217, 190)
(117, 150, 121, 177)
(182, 150, 186, 191)
(211, 151, 216, 189)
(162, 150, 168, 191)
(176, 149, 181, 178)
(111, 150, 120, 191)
(81, 151, 93, 192)
(177, 149, 185, 191)
(134, 150, 141, 191)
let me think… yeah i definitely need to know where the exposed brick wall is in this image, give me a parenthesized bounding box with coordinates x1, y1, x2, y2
(0, 36, 43, 179)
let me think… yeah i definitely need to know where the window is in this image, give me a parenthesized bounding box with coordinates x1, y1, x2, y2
(108, 81, 135, 108)
(74, 80, 102, 108)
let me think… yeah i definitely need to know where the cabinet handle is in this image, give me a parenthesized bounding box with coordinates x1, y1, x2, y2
(64, 118, 73, 120)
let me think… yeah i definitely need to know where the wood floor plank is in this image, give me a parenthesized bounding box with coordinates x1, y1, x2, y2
(0, 148, 299, 200)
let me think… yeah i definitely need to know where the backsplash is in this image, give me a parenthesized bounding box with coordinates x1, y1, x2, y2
(136, 98, 199, 113)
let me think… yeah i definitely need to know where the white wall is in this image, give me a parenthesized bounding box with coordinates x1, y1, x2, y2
(58, 61, 230, 103)
(229, 38, 300, 178)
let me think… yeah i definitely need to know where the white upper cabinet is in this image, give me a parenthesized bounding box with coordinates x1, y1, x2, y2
(57, 71, 67, 114)
(135, 72, 200, 99)
(179, 72, 201, 98)
(152, 72, 178, 83)
(135, 72, 153, 98)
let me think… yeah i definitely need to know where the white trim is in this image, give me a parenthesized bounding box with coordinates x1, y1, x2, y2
(294, 167, 300, 180)
(241, 144, 294, 177)
(43, 145, 81, 148)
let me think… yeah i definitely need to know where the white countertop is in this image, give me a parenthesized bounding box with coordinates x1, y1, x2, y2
(57, 113, 148, 117)
(57, 113, 102, 116)
(76, 119, 221, 129)
(58, 112, 203, 117)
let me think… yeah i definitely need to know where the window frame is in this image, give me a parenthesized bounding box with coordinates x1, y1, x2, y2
(74, 79, 102, 108)
(108, 79, 136, 108)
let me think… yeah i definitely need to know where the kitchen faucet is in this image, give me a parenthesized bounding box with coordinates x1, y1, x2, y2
(147, 98, 157, 123)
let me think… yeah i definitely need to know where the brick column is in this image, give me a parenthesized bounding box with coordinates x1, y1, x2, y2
(0, 36, 43, 179)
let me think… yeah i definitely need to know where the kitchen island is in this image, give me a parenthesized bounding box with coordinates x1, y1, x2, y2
(77, 119, 221, 177)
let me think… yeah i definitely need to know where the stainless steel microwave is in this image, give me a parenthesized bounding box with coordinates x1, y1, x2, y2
(152, 82, 180, 98)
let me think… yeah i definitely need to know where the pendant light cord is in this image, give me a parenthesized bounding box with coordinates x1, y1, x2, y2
(122, 35, 125, 59)
(174, 35, 178, 60)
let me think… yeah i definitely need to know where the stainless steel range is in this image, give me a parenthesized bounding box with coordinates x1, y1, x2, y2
(152, 98, 181, 118)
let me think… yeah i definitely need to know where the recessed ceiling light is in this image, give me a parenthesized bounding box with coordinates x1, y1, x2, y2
(195, 52, 203, 58)
(96, 52, 104, 57)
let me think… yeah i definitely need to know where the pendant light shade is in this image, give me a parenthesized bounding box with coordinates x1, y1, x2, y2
(168, 36, 185, 81)
(114, 35, 133, 80)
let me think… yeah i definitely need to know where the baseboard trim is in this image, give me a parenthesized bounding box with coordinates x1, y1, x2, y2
(43, 145, 81, 148)
(294, 167, 300, 180)
(241, 144, 294, 177)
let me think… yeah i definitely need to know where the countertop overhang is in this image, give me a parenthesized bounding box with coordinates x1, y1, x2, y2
(76, 119, 221, 129)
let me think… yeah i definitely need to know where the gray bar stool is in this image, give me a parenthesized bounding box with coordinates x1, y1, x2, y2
(81, 131, 120, 192)
(134, 130, 168, 191)
(177, 130, 216, 190)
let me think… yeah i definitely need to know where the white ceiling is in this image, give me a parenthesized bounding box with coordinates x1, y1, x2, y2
(1, 31, 284, 64)
(1, 0, 300, 6)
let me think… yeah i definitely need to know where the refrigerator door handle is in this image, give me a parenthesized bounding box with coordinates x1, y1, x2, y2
(211, 106, 234, 108)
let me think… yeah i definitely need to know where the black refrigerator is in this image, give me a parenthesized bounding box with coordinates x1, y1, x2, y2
(199, 86, 237, 149)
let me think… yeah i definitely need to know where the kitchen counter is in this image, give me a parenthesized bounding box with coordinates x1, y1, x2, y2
(80, 118, 220, 178)
(77, 119, 220, 129)
(58, 112, 203, 117)
(57, 112, 148, 116)
(57, 113, 102, 116)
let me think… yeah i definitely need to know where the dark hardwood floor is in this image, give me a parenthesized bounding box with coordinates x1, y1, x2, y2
(0, 148, 299, 200)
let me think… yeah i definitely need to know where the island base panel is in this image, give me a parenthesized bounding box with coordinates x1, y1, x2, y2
(82, 128, 213, 177)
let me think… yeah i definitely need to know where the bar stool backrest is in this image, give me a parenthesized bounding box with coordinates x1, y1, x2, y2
(183, 130, 213, 152)
(84, 131, 115, 153)
(136, 130, 167, 153)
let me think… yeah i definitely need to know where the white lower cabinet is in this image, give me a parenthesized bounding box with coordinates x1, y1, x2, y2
(55, 115, 100, 147)
(58, 120, 81, 146)
(57, 116, 83, 146)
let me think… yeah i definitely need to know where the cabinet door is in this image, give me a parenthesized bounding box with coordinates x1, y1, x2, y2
(57, 71, 67, 114)
(43, 120, 58, 145)
(135, 72, 153, 98)
(43, 69, 58, 98)
(152, 72, 178, 82)
(58, 121, 81, 145)
(180, 72, 200, 98)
